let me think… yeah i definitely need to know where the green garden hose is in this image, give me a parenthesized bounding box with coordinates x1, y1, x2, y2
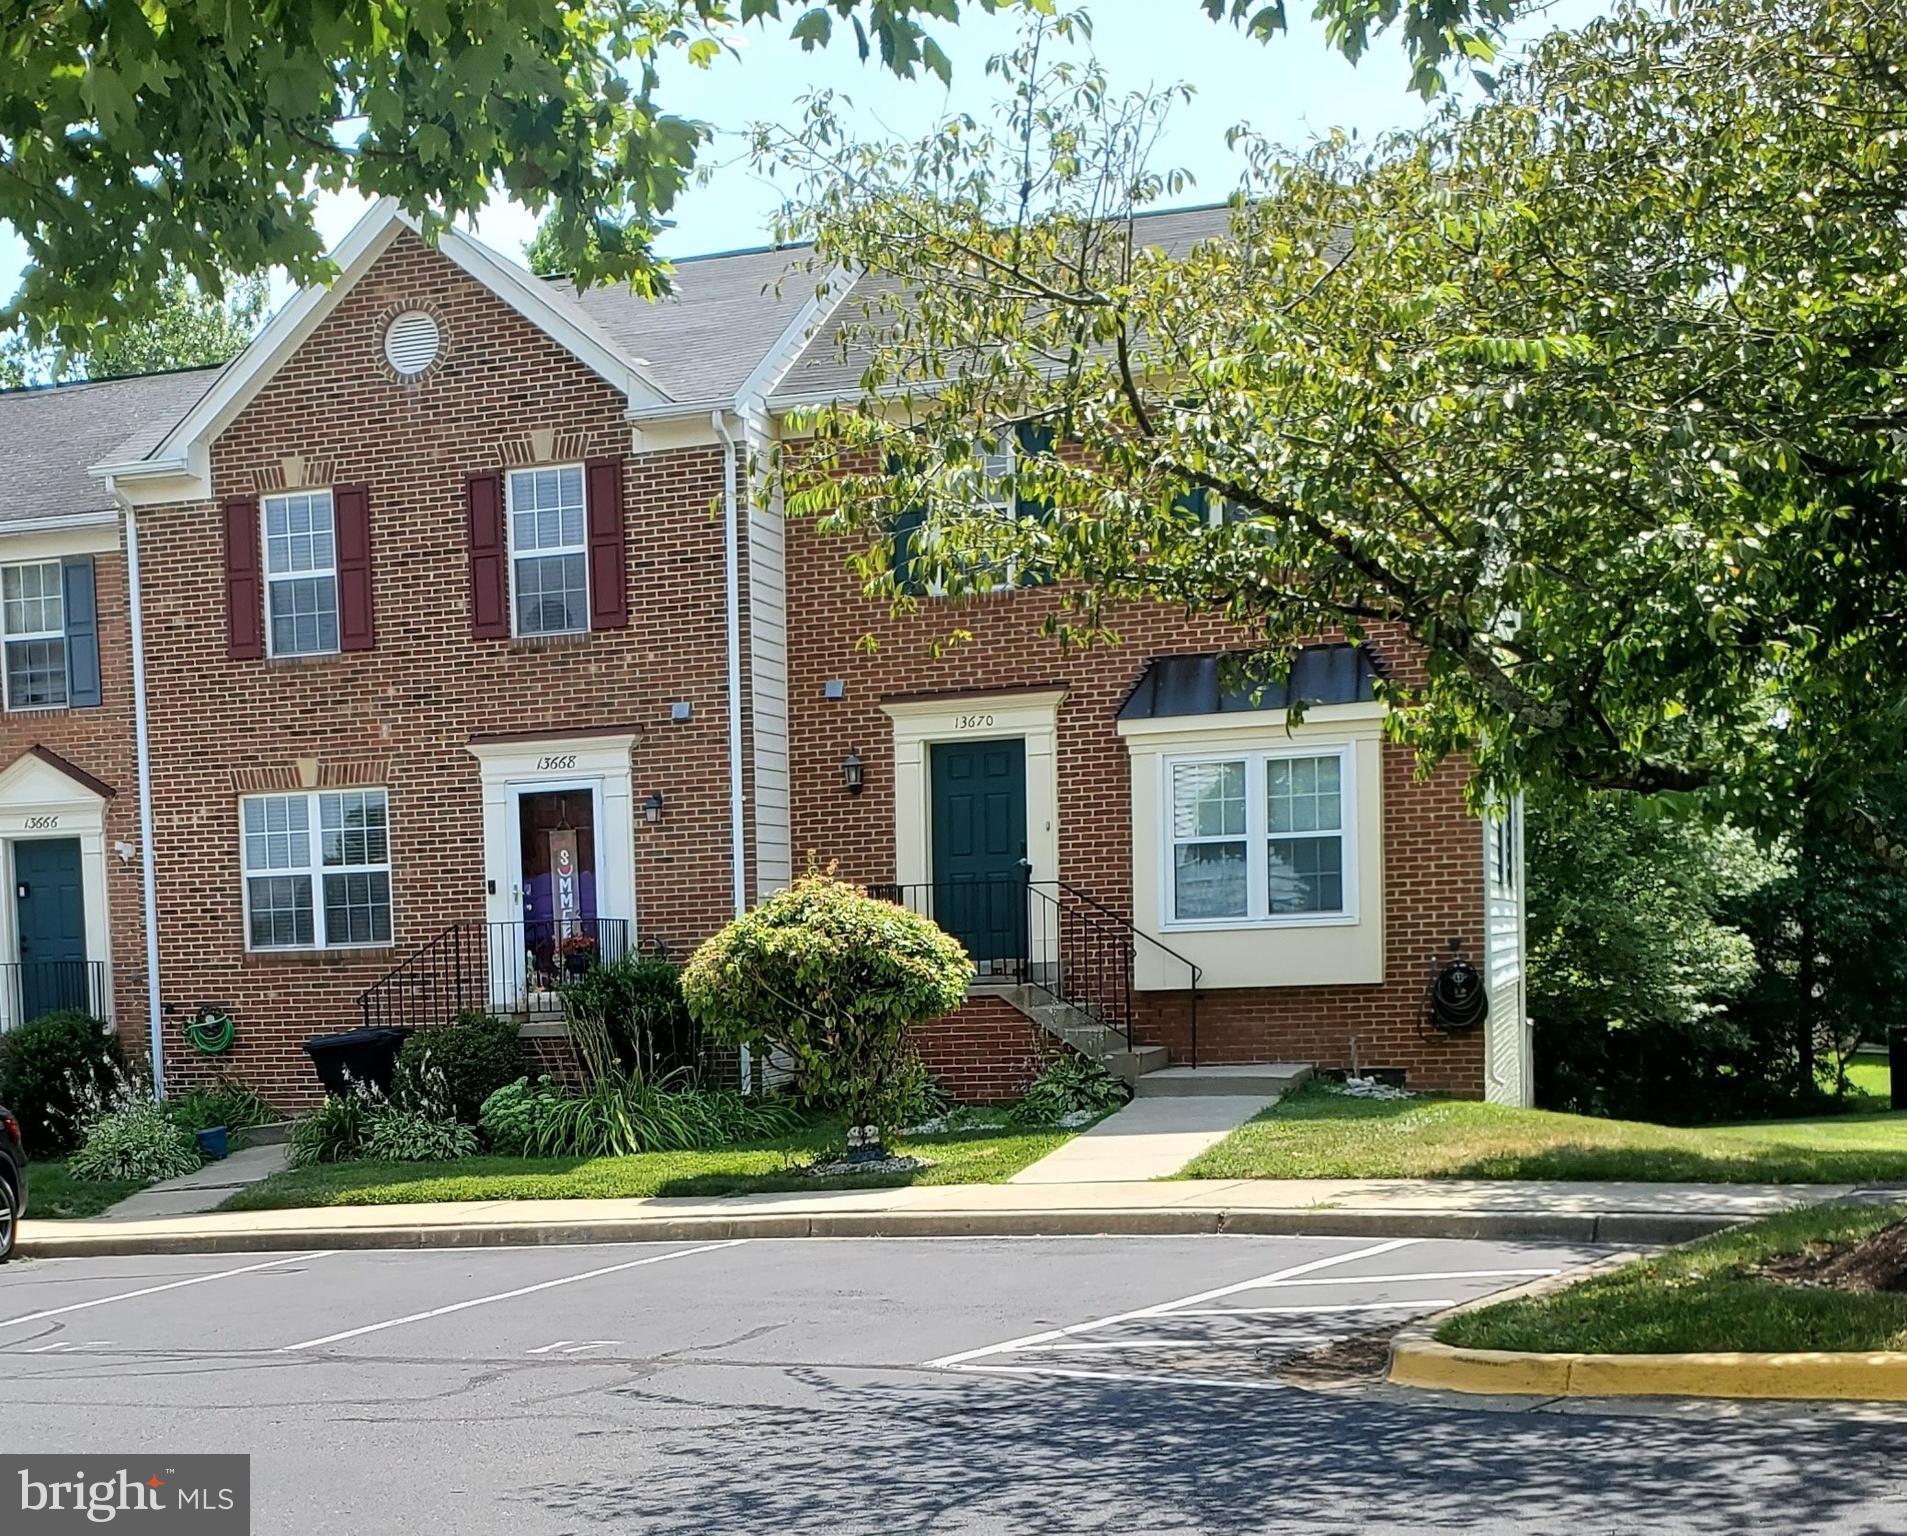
(184, 1012, 236, 1054)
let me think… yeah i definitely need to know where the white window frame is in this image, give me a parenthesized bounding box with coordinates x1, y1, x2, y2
(505, 463, 590, 637)
(0, 559, 67, 712)
(261, 488, 340, 658)
(240, 788, 394, 952)
(1158, 742, 1358, 931)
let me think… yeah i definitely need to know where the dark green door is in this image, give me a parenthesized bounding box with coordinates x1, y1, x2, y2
(15, 838, 88, 1021)
(930, 738, 1029, 965)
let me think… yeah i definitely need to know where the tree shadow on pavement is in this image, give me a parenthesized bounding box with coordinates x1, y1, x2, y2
(525, 1364, 1906, 1535)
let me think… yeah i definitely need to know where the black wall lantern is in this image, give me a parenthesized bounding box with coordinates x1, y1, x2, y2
(842, 750, 865, 795)
(642, 790, 665, 824)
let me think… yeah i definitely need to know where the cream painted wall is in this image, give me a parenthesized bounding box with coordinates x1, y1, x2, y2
(1119, 704, 1386, 990)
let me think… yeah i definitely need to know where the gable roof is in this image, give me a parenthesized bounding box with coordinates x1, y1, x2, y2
(0, 366, 222, 527)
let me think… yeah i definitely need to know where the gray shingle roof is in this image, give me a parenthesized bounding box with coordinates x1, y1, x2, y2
(0, 366, 222, 526)
(769, 203, 1240, 404)
(559, 242, 828, 403)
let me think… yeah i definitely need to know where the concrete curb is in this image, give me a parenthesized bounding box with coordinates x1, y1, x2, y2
(1387, 1242, 1907, 1404)
(16, 1204, 1743, 1259)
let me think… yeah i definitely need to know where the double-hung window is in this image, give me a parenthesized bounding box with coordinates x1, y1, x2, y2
(1165, 745, 1355, 926)
(263, 490, 339, 656)
(1, 561, 67, 709)
(507, 465, 588, 635)
(242, 788, 392, 950)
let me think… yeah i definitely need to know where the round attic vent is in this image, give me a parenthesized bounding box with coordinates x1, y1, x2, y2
(383, 309, 441, 376)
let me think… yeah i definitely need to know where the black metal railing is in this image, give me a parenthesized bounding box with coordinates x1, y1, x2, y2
(358, 918, 632, 1031)
(868, 878, 1202, 1060)
(0, 960, 108, 1033)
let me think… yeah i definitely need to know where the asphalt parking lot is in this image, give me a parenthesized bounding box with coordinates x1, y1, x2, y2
(4, 1233, 1904, 1534)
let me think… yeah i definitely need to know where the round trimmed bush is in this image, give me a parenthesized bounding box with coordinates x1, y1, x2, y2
(395, 1011, 527, 1124)
(0, 1010, 125, 1153)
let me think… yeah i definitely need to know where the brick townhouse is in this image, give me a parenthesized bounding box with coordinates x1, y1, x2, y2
(0, 199, 1529, 1110)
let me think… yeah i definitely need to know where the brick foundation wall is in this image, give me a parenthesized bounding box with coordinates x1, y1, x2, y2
(0, 549, 151, 1058)
(910, 996, 1057, 1104)
(135, 232, 745, 1109)
(783, 515, 1488, 1097)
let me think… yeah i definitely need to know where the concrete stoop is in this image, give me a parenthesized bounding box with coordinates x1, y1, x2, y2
(1137, 1063, 1314, 1098)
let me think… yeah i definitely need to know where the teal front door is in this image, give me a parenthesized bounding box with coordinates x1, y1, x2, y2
(14, 838, 89, 1021)
(930, 738, 1029, 966)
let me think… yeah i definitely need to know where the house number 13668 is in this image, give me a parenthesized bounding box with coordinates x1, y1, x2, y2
(535, 755, 578, 771)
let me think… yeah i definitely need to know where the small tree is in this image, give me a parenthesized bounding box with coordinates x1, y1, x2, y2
(682, 873, 970, 1160)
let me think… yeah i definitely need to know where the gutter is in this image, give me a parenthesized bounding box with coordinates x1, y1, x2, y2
(710, 411, 752, 1090)
(104, 478, 167, 1098)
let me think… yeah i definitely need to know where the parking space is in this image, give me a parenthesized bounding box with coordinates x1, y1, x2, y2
(4, 1234, 1901, 1535)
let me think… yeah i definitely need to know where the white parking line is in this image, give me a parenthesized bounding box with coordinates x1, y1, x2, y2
(278, 1240, 746, 1352)
(925, 1238, 1419, 1369)
(1164, 1300, 1458, 1317)
(0, 1252, 334, 1333)
(959, 1363, 1289, 1393)
(1252, 1268, 1559, 1288)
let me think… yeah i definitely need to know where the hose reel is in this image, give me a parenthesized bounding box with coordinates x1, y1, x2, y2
(1427, 957, 1489, 1035)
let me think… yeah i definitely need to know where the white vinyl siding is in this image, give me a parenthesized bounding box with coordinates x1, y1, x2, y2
(1, 560, 67, 709)
(1483, 794, 1531, 1106)
(507, 465, 588, 636)
(243, 788, 392, 950)
(1163, 744, 1356, 929)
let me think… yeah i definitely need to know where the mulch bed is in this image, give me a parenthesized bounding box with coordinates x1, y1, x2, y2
(1759, 1218, 1907, 1294)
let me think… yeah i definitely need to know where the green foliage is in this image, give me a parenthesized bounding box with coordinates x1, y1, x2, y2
(361, 1104, 480, 1163)
(68, 1091, 202, 1184)
(394, 1012, 527, 1124)
(0, 268, 265, 387)
(1009, 1053, 1130, 1125)
(288, 1089, 374, 1169)
(892, 1057, 955, 1125)
(682, 872, 971, 1153)
(480, 1070, 803, 1159)
(161, 1077, 278, 1136)
(766, 0, 1907, 872)
(0, 1010, 126, 1153)
(560, 955, 702, 1077)
(2, 2, 1505, 352)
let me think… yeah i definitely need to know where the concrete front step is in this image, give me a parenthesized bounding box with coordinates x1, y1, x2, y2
(1136, 1063, 1314, 1098)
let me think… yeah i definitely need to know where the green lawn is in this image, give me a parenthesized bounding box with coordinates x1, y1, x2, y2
(220, 1121, 1072, 1211)
(1178, 1082, 1907, 1184)
(1840, 1053, 1891, 1109)
(26, 1159, 147, 1219)
(1440, 1202, 1907, 1354)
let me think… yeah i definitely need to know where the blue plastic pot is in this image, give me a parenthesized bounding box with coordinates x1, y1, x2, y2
(195, 1126, 229, 1161)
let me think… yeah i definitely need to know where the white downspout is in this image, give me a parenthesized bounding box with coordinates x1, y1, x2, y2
(711, 410, 751, 1090)
(113, 486, 167, 1099)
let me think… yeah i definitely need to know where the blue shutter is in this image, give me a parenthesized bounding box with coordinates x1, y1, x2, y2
(61, 556, 101, 708)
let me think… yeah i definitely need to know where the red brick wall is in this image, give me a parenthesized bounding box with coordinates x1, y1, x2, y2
(911, 997, 1057, 1104)
(134, 232, 744, 1107)
(0, 549, 150, 1053)
(783, 517, 1488, 1097)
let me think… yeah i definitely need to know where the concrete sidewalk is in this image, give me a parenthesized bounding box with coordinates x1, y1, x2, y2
(97, 1142, 291, 1221)
(1009, 1096, 1275, 1183)
(20, 1176, 1897, 1259)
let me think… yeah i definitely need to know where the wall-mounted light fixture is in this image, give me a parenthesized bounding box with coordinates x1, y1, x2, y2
(842, 750, 865, 796)
(670, 701, 694, 723)
(643, 791, 666, 824)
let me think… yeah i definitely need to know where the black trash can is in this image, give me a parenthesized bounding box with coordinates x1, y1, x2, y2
(303, 1026, 413, 1096)
(1891, 1026, 1907, 1113)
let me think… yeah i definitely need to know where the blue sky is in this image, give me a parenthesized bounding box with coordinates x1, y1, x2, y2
(0, 0, 1607, 302)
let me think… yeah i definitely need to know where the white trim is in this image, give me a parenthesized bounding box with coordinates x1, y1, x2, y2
(0, 752, 113, 1033)
(261, 487, 341, 659)
(0, 510, 121, 541)
(503, 463, 590, 638)
(1157, 742, 1359, 933)
(87, 200, 669, 501)
(238, 786, 394, 953)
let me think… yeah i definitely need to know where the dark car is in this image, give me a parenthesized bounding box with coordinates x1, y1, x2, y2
(0, 1106, 25, 1261)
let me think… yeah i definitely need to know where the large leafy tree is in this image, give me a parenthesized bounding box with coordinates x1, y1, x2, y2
(766, 0, 1907, 865)
(0, 270, 267, 388)
(0, 1, 1512, 354)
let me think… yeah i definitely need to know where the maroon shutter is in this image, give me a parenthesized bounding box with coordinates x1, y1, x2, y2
(222, 495, 264, 660)
(585, 455, 628, 630)
(466, 471, 509, 639)
(334, 484, 375, 651)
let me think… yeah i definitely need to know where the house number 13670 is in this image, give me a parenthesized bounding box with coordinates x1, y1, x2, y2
(953, 714, 995, 731)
